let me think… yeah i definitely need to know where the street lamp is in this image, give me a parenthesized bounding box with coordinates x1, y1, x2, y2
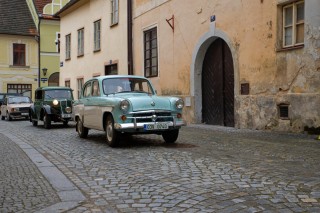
(42, 68, 48, 76)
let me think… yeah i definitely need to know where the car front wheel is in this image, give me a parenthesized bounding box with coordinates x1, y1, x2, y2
(1, 115, 4, 120)
(43, 114, 51, 129)
(105, 115, 119, 147)
(162, 129, 179, 143)
(32, 119, 38, 126)
(77, 118, 88, 138)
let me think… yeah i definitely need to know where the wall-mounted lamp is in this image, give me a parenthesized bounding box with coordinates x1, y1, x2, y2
(42, 68, 48, 76)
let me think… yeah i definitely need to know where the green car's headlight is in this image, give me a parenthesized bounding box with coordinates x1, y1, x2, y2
(120, 100, 130, 112)
(53, 99, 59, 106)
(175, 98, 184, 109)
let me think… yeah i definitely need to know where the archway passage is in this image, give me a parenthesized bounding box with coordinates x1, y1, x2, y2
(202, 38, 234, 127)
(48, 72, 59, 86)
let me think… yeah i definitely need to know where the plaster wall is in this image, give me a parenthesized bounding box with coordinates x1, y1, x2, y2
(0, 35, 38, 97)
(59, 0, 128, 99)
(133, 0, 320, 132)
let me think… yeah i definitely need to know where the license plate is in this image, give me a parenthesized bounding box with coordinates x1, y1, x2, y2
(21, 113, 28, 116)
(144, 123, 169, 130)
(62, 114, 71, 118)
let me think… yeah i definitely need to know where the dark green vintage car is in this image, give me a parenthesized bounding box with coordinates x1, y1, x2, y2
(29, 87, 74, 129)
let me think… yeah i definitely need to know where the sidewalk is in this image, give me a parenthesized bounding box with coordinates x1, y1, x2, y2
(0, 130, 85, 213)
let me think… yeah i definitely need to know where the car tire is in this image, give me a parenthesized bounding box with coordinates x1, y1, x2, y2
(63, 121, 69, 126)
(1, 115, 4, 120)
(162, 129, 179, 143)
(6, 112, 12, 121)
(32, 119, 38, 126)
(105, 114, 119, 147)
(76, 118, 88, 138)
(43, 114, 51, 129)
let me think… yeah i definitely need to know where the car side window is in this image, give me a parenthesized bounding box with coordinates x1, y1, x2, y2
(92, 81, 100, 97)
(83, 83, 92, 98)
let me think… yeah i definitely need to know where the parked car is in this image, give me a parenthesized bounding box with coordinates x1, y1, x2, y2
(29, 87, 74, 129)
(1, 96, 32, 121)
(73, 75, 186, 147)
(0, 93, 21, 108)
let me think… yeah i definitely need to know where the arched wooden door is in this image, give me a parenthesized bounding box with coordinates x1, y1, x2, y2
(48, 72, 59, 86)
(202, 38, 234, 127)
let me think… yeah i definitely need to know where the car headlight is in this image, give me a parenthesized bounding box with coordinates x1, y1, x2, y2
(53, 99, 59, 106)
(120, 100, 130, 112)
(175, 98, 184, 109)
(65, 107, 72, 113)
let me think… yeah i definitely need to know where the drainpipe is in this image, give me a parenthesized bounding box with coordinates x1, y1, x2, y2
(37, 15, 42, 87)
(127, 0, 133, 75)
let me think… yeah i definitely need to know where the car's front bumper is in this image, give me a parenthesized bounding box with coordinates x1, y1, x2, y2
(114, 120, 186, 131)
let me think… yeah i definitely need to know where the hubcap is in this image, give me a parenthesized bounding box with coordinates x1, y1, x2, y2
(106, 122, 113, 141)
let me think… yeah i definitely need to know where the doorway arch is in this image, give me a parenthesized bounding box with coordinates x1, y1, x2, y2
(191, 29, 238, 126)
(48, 72, 59, 86)
(202, 38, 234, 126)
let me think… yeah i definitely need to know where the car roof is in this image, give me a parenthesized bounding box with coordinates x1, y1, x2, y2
(36, 86, 72, 91)
(92, 75, 148, 81)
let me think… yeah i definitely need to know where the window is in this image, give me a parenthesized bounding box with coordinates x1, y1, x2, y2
(78, 28, 84, 56)
(111, 0, 119, 25)
(65, 80, 70, 87)
(83, 83, 92, 98)
(7, 84, 32, 98)
(13, 44, 26, 66)
(65, 34, 71, 60)
(144, 27, 158, 78)
(105, 64, 118, 75)
(56, 33, 60, 53)
(92, 81, 100, 96)
(94, 20, 101, 51)
(77, 78, 84, 99)
(283, 1, 304, 47)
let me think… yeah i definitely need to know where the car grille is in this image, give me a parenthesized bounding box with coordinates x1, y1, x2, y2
(19, 107, 30, 113)
(129, 111, 173, 122)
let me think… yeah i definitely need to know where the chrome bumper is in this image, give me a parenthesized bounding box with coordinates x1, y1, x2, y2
(114, 120, 186, 130)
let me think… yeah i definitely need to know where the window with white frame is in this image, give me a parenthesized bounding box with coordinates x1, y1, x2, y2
(78, 28, 84, 56)
(94, 20, 101, 51)
(283, 1, 304, 47)
(77, 78, 84, 99)
(56, 32, 60, 53)
(111, 0, 119, 26)
(65, 34, 71, 60)
(144, 27, 158, 78)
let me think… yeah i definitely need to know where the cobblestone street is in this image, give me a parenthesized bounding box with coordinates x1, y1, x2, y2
(1, 119, 320, 212)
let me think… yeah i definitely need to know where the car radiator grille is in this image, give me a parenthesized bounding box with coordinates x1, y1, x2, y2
(19, 107, 30, 113)
(130, 111, 173, 122)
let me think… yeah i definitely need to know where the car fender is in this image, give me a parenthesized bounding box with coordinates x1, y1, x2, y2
(29, 105, 37, 119)
(42, 105, 52, 115)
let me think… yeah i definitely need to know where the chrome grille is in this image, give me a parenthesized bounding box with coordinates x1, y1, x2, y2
(129, 111, 173, 122)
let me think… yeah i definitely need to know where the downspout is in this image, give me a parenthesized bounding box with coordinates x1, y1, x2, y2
(37, 15, 42, 87)
(127, 0, 133, 75)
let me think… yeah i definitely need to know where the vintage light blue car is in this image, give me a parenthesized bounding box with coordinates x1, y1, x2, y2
(73, 75, 186, 147)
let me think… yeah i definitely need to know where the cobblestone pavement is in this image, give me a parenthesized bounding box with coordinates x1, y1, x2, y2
(1, 120, 320, 213)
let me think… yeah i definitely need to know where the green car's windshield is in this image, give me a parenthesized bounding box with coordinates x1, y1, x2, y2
(44, 90, 73, 100)
(8, 96, 31, 104)
(103, 78, 154, 95)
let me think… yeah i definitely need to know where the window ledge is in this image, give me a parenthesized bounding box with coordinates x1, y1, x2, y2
(77, 54, 84, 58)
(110, 22, 118, 28)
(9, 65, 30, 69)
(276, 44, 304, 52)
(93, 49, 101, 53)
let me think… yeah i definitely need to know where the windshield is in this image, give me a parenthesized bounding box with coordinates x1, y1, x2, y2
(0, 95, 4, 99)
(44, 90, 73, 100)
(8, 96, 31, 104)
(103, 78, 154, 95)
